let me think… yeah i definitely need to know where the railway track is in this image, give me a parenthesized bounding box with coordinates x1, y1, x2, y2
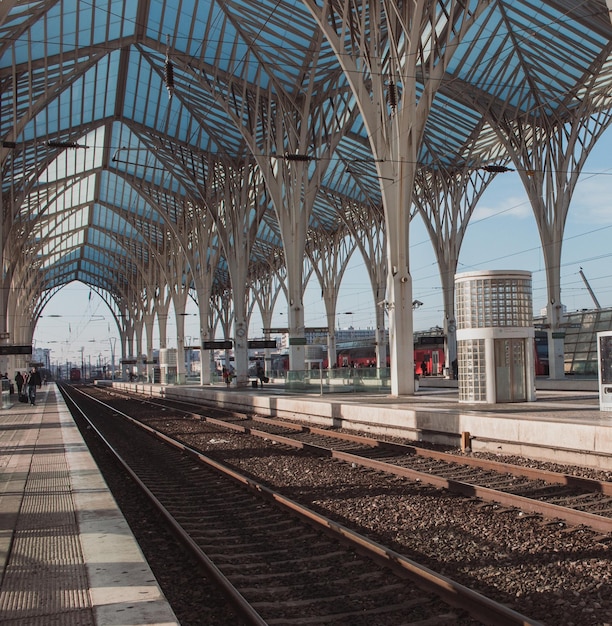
(95, 385, 612, 536)
(60, 383, 541, 625)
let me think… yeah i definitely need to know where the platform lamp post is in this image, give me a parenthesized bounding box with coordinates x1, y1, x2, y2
(109, 337, 116, 379)
(340, 312, 353, 340)
(185, 336, 192, 375)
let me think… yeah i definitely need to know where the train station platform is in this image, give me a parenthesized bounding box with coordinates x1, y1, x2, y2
(118, 377, 612, 472)
(0, 381, 609, 624)
(0, 384, 178, 626)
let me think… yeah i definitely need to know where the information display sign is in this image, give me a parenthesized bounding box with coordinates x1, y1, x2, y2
(288, 337, 307, 346)
(597, 331, 612, 411)
(202, 341, 233, 350)
(0, 345, 32, 355)
(248, 340, 277, 349)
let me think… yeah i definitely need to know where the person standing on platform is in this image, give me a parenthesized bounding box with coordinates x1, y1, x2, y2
(452, 359, 458, 380)
(222, 366, 232, 387)
(26, 367, 42, 405)
(15, 371, 24, 396)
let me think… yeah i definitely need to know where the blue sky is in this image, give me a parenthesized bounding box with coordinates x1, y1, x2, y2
(298, 129, 612, 334)
(34, 126, 612, 366)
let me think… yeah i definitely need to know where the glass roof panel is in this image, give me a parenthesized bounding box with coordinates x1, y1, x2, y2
(80, 257, 116, 278)
(38, 234, 84, 270)
(87, 237, 117, 265)
(2, 0, 612, 311)
(2, 0, 136, 66)
(44, 259, 79, 281)
(220, 0, 334, 88)
(92, 202, 143, 242)
(15, 56, 117, 143)
(99, 169, 158, 215)
(0, 1, 48, 50)
(447, 0, 610, 117)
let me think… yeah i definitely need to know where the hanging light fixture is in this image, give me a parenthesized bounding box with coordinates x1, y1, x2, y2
(481, 164, 514, 173)
(46, 140, 87, 149)
(164, 35, 175, 100)
(283, 152, 311, 162)
(387, 74, 397, 114)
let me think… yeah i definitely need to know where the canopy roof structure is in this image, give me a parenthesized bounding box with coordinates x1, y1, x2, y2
(1, 0, 612, 339)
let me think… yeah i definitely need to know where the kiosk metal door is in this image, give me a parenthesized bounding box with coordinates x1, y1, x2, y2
(432, 350, 439, 376)
(494, 338, 527, 403)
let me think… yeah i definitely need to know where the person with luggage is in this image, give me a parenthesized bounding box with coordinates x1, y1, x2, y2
(26, 367, 42, 405)
(255, 361, 268, 387)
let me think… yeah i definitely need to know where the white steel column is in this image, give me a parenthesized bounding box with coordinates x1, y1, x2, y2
(174, 304, 187, 385)
(307, 230, 354, 371)
(306, 0, 489, 394)
(381, 150, 414, 396)
(195, 288, 213, 385)
(209, 157, 266, 387)
(0, 173, 7, 344)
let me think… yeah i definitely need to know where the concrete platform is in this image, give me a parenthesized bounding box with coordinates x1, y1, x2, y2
(120, 378, 612, 472)
(0, 384, 179, 626)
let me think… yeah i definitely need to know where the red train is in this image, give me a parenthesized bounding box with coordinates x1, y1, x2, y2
(325, 333, 446, 376)
(69, 367, 81, 381)
(534, 330, 549, 376)
(273, 332, 547, 377)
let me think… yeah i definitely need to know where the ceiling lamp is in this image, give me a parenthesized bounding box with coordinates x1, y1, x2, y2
(481, 164, 514, 173)
(283, 152, 312, 162)
(46, 140, 87, 149)
(164, 36, 175, 100)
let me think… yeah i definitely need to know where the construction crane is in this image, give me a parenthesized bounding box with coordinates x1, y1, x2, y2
(579, 267, 601, 309)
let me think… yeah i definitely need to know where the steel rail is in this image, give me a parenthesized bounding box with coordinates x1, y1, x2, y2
(89, 387, 612, 533)
(70, 384, 543, 626)
(243, 426, 612, 534)
(106, 386, 612, 494)
(61, 388, 268, 626)
(251, 416, 612, 496)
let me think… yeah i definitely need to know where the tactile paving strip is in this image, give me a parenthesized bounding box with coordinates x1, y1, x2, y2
(0, 410, 94, 625)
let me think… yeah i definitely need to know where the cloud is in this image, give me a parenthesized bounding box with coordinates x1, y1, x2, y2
(472, 195, 531, 223)
(570, 176, 612, 225)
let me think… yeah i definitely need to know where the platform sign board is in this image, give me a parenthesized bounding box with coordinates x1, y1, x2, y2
(0, 345, 32, 355)
(597, 331, 612, 411)
(248, 340, 277, 349)
(288, 337, 307, 346)
(202, 340, 233, 350)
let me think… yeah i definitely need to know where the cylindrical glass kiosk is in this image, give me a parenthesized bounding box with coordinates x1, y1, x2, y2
(455, 270, 536, 404)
